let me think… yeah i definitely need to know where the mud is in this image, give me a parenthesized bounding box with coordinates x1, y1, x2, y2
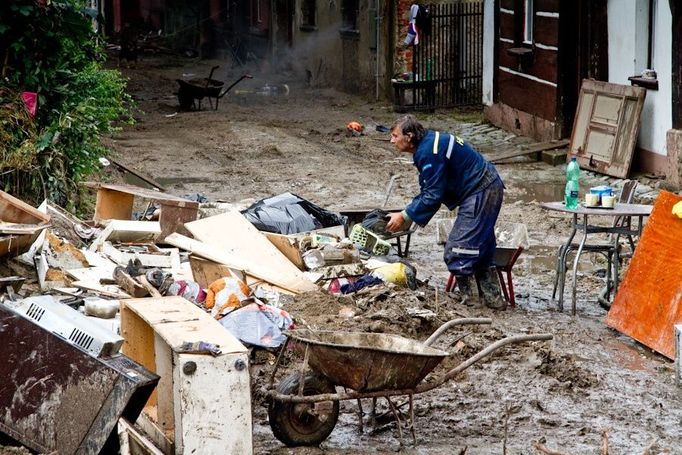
(107, 56, 681, 454)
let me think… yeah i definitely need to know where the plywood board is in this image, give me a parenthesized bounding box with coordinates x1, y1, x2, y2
(606, 191, 682, 359)
(570, 79, 646, 178)
(185, 211, 317, 293)
(123, 296, 247, 354)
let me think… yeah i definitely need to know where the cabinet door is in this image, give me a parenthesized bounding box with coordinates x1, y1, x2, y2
(174, 352, 253, 455)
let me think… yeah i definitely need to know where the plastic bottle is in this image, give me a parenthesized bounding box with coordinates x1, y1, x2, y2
(565, 156, 580, 209)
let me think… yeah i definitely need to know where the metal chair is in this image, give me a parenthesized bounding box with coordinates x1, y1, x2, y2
(551, 180, 639, 306)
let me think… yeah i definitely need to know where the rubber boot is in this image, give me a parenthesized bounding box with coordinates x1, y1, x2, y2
(476, 267, 507, 310)
(453, 274, 476, 306)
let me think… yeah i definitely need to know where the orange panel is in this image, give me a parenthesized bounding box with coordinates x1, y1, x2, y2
(606, 191, 682, 359)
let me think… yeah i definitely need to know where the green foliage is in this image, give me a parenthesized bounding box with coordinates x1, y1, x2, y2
(0, 0, 133, 207)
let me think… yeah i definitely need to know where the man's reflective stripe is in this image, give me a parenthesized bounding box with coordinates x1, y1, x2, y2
(451, 247, 479, 256)
(433, 131, 440, 154)
(446, 134, 455, 159)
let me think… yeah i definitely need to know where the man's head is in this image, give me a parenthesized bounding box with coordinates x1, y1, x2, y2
(390, 115, 425, 153)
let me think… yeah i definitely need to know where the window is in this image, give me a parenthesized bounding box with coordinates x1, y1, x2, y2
(301, 0, 316, 29)
(342, 0, 358, 31)
(522, 0, 533, 44)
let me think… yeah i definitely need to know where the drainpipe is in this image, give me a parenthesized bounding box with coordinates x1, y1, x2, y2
(375, 0, 381, 100)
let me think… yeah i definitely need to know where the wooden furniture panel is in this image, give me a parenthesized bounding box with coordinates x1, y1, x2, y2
(606, 192, 682, 359)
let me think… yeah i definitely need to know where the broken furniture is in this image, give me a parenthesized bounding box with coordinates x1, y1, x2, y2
(541, 200, 652, 315)
(121, 296, 253, 454)
(607, 191, 682, 360)
(0, 190, 50, 258)
(0, 303, 158, 454)
(86, 182, 199, 240)
(266, 319, 551, 446)
(340, 208, 416, 257)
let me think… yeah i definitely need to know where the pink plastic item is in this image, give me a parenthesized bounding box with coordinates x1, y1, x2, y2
(21, 92, 38, 117)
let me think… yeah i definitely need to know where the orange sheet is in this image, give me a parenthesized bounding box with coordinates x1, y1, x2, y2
(606, 191, 682, 359)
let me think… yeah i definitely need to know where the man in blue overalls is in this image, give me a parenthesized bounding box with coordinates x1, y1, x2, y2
(385, 115, 506, 309)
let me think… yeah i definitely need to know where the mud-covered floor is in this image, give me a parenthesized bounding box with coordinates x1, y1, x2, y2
(105, 55, 680, 454)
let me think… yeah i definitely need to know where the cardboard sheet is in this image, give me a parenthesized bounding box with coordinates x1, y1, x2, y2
(606, 191, 682, 359)
(185, 211, 317, 294)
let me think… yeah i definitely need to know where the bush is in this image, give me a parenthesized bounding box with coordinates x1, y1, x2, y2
(0, 0, 133, 208)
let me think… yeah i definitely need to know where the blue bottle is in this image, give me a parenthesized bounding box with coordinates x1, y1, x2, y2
(565, 156, 580, 209)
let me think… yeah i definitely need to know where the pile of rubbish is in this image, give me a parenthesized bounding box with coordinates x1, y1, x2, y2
(0, 185, 420, 351)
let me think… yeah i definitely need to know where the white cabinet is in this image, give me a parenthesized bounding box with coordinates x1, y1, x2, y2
(121, 296, 252, 454)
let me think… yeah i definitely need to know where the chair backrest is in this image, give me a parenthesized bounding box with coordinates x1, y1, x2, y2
(619, 180, 638, 204)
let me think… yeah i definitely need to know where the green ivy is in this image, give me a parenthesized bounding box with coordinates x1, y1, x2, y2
(0, 0, 133, 208)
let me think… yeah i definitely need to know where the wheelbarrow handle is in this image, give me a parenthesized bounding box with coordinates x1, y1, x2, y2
(417, 333, 554, 394)
(423, 318, 492, 347)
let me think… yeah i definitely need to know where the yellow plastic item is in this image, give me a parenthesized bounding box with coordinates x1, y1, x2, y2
(372, 263, 407, 287)
(673, 201, 682, 219)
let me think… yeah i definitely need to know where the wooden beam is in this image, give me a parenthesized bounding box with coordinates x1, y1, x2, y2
(487, 139, 570, 163)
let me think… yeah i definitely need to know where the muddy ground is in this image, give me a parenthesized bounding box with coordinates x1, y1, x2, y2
(104, 55, 681, 454)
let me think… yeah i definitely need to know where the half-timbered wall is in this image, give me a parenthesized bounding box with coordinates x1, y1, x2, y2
(485, 0, 561, 140)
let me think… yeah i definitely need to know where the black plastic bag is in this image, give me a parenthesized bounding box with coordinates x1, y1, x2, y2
(241, 192, 345, 235)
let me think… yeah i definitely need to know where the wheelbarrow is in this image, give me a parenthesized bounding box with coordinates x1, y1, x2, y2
(265, 318, 552, 446)
(176, 65, 252, 110)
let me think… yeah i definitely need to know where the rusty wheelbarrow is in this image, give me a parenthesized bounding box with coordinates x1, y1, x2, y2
(176, 65, 252, 110)
(265, 318, 552, 446)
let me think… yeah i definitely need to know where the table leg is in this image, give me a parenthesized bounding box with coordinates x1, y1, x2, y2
(571, 214, 589, 315)
(555, 214, 578, 311)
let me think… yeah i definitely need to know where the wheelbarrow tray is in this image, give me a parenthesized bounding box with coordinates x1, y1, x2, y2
(177, 78, 224, 98)
(287, 329, 449, 392)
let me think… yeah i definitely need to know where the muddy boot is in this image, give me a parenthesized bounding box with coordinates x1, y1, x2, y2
(453, 274, 476, 306)
(476, 268, 507, 310)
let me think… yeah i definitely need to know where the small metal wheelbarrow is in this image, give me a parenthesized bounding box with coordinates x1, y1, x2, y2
(176, 65, 252, 110)
(265, 318, 552, 446)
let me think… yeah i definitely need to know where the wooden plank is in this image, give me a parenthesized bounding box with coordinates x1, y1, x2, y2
(102, 242, 176, 268)
(110, 158, 166, 192)
(606, 191, 682, 359)
(72, 281, 132, 299)
(265, 233, 305, 270)
(120, 300, 158, 410)
(0, 190, 50, 224)
(123, 296, 247, 353)
(89, 220, 161, 252)
(185, 211, 318, 293)
(487, 139, 569, 163)
(95, 188, 134, 222)
(114, 267, 149, 298)
(188, 255, 238, 288)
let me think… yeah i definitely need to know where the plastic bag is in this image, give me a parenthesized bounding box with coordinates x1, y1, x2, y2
(361, 208, 390, 235)
(241, 192, 345, 234)
(219, 302, 295, 348)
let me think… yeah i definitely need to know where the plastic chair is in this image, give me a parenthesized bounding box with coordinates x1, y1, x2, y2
(551, 179, 639, 305)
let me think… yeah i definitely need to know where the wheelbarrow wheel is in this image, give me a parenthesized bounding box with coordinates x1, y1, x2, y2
(268, 372, 339, 447)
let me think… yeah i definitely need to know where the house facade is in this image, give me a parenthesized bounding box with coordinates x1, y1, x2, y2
(483, 0, 680, 182)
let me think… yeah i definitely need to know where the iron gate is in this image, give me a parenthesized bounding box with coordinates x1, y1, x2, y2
(399, 1, 483, 111)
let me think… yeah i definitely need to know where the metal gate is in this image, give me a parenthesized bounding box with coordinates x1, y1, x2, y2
(407, 1, 484, 110)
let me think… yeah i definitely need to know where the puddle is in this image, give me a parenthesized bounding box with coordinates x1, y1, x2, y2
(601, 335, 659, 373)
(505, 180, 594, 204)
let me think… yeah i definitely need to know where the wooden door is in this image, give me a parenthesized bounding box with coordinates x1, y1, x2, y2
(569, 80, 646, 178)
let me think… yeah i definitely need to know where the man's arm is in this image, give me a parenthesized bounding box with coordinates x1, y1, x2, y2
(404, 149, 447, 226)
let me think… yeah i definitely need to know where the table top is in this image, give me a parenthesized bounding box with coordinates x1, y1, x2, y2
(541, 201, 653, 216)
